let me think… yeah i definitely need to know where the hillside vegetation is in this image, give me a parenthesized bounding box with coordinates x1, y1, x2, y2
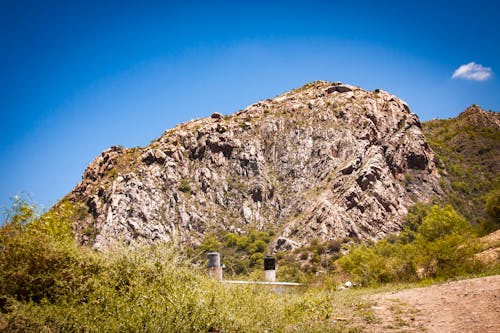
(325, 105, 500, 285)
(422, 105, 500, 233)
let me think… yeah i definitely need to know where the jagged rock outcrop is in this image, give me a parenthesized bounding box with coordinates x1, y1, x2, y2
(67, 81, 442, 249)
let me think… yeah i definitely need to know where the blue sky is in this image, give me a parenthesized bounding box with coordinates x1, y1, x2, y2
(1, 0, 499, 216)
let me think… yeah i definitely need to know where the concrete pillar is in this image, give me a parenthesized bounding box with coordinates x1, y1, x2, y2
(207, 252, 223, 281)
(264, 256, 276, 282)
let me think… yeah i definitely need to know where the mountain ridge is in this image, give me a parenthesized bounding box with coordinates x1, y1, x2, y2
(64, 81, 443, 249)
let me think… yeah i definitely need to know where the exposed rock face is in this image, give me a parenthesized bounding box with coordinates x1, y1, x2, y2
(68, 81, 442, 249)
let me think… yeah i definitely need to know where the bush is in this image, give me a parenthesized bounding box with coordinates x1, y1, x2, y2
(485, 188, 500, 223)
(178, 179, 192, 193)
(0, 199, 97, 306)
(326, 240, 342, 252)
(336, 204, 482, 285)
(248, 240, 267, 254)
(224, 232, 239, 247)
(193, 229, 274, 277)
(198, 234, 221, 252)
(249, 252, 264, 267)
(417, 205, 470, 242)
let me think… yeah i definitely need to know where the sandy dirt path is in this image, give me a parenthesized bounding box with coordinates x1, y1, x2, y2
(365, 275, 500, 332)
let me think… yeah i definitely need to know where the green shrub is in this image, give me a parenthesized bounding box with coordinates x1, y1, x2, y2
(3, 196, 37, 226)
(417, 205, 470, 242)
(224, 232, 239, 247)
(485, 188, 500, 223)
(193, 229, 276, 277)
(336, 204, 481, 285)
(249, 252, 264, 267)
(198, 234, 221, 252)
(0, 199, 97, 306)
(178, 179, 192, 193)
(248, 240, 267, 254)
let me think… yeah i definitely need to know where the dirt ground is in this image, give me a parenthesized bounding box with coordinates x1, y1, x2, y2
(365, 275, 500, 332)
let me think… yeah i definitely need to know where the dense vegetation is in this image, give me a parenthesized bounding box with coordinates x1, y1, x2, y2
(0, 198, 374, 332)
(422, 107, 500, 233)
(190, 228, 275, 276)
(1, 198, 497, 332)
(190, 203, 498, 287)
(336, 204, 498, 285)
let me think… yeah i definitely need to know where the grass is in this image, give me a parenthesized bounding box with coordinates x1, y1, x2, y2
(1, 199, 415, 333)
(0, 244, 379, 332)
(1, 200, 378, 332)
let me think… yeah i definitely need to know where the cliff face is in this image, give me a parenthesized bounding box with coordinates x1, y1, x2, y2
(67, 81, 442, 250)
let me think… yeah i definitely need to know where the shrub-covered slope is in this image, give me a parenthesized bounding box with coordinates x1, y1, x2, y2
(422, 105, 500, 232)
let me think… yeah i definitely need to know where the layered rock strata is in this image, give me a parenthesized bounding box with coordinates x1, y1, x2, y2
(67, 81, 442, 249)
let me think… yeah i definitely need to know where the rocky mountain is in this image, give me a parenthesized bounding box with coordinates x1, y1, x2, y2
(65, 81, 443, 250)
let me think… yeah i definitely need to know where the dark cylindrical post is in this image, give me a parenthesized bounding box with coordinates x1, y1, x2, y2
(264, 256, 276, 282)
(207, 252, 223, 281)
(207, 252, 221, 268)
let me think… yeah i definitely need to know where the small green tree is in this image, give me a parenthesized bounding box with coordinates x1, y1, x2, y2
(417, 205, 470, 242)
(3, 195, 38, 226)
(198, 235, 221, 252)
(0, 198, 95, 304)
(414, 205, 475, 277)
(485, 188, 500, 223)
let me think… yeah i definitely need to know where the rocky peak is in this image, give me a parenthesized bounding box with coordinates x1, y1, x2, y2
(457, 104, 500, 130)
(67, 81, 442, 250)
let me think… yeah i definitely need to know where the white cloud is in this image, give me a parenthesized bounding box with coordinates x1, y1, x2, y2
(452, 62, 493, 81)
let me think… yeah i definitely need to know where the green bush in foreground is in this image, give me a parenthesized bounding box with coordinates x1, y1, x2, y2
(0, 199, 95, 305)
(336, 205, 485, 285)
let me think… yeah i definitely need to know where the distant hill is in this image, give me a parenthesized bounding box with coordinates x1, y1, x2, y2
(422, 105, 500, 232)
